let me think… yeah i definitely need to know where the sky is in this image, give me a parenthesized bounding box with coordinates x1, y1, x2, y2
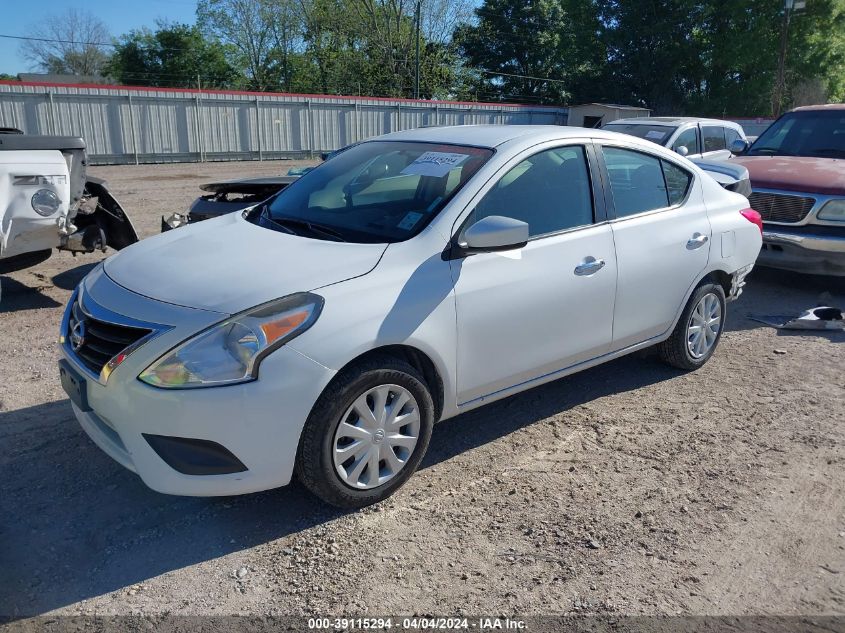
(0, 0, 199, 75)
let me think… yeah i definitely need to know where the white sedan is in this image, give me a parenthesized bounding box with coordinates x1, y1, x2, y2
(59, 125, 762, 508)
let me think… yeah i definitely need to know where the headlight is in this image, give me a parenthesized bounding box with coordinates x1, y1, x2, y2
(164, 212, 188, 229)
(31, 189, 61, 216)
(139, 292, 323, 389)
(818, 199, 845, 222)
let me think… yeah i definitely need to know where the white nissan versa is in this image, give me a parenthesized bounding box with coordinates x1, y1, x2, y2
(59, 126, 762, 508)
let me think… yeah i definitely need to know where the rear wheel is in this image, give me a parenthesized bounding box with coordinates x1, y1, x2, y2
(658, 282, 726, 370)
(295, 355, 434, 508)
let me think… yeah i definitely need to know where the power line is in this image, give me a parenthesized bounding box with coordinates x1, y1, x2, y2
(474, 68, 567, 85)
(0, 33, 118, 48)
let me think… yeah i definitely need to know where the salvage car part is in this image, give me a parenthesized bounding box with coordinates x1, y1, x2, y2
(751, 306, 844, 330)
(162, 176, 299, 231)
(0, 134, 138, 282)
(161, 146, 353, 231)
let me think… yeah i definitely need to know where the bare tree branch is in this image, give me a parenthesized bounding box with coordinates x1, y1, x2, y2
(19, 8, 111, 76)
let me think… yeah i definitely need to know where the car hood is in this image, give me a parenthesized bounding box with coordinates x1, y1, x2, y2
(103, 212, 388, 314)
(731, 155, 845, 196)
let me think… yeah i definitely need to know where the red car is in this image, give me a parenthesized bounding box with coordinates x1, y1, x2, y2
(732, 104, 845, 276)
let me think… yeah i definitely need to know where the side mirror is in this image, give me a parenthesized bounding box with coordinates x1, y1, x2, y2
(458, 215, 529, 255)
(675, 146, 689, 157)
(730, 138, 749, 155)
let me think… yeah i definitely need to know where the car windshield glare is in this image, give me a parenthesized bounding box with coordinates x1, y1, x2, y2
(748, 110, 845, 158)
(603, 123, 674, 146)
(260, 141, 493, 243)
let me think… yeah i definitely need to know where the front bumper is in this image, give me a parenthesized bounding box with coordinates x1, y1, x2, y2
(60, 268, 336, 496)
(759, 228, 845, 276)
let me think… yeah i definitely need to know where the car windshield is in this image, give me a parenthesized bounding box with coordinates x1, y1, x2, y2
(258, 141, 493, 243)
(603, 123, 674, 146)
(747, 110, 845, 158)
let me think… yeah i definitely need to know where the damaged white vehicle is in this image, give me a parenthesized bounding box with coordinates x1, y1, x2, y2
(0, 131, 138, 302)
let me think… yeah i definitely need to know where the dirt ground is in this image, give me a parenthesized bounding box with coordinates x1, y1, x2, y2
(1, 161, 843, 622)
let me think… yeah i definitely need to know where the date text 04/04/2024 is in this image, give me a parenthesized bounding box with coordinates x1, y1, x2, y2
(307, 617, 527, 630)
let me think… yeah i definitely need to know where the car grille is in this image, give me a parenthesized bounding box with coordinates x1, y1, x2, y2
(748, 191, 816, 223)
(67, 297, 151, 375)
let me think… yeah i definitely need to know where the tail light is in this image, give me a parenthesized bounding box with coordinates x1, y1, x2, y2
(740, 208, 763, 234)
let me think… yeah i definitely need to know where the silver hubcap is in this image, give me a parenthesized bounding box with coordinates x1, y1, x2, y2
(687, 292, 722, 359)
(332, 384, 420, 490)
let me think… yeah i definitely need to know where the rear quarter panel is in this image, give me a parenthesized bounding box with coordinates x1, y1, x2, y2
(700, 175, 762, 273)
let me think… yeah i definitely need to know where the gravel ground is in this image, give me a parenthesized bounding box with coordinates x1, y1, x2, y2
(1, 161, 844, 621)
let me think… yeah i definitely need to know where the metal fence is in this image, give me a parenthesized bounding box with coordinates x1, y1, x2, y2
(0, 81, 569, 165)
(727, 117, 776, 137)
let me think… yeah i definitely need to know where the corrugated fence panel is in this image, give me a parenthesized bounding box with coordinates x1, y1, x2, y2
(726, 117, 775, 137)
(135, 96, 188, 156)
(0, 82, 568, 165)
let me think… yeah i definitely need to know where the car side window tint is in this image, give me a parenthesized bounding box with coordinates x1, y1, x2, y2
(672, 128, 699, 155)
(468, 145, 594, 238)
(724, 127, 741, 147)
(702, 126, 727, 152)
(661, 160, 692, 205)
(602, 146, 669, 217)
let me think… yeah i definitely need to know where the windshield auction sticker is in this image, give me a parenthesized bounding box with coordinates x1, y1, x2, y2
(401, 152, 469, 177)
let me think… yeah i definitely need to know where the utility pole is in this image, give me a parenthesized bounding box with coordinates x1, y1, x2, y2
(414, 0, 421, 100)
(773, 0, 806, 116)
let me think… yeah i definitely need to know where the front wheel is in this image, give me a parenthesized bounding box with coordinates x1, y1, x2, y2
(295, 355, 434, 509)
(658, 282, 726, 370)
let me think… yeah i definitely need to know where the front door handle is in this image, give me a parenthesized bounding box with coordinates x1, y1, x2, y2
(687, 233, 710, 250)
(574, 257, 606, 276)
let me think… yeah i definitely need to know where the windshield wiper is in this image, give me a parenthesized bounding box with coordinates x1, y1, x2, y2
(809, 148, 845, 158)
(259, 206, 298, 235)
(749, 147, 795, 156)
(271, 216, 347, 242)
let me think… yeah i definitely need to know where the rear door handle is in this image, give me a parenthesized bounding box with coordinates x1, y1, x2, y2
(686, 233, 709, 250)
(574, 257, 606, 276)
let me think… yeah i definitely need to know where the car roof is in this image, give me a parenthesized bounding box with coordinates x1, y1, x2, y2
(375, 124, 627, 149)
(791, 103, 845, 112)
(607, 116, 736, 127)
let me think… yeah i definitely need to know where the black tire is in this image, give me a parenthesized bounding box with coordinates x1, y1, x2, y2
(658, 281, 726, 371)
(295, 354, 435, 509)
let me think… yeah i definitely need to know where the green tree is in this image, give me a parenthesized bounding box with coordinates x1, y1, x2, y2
(453, 0, 603, 104)
(779, 0, 845, 111)
(108, 22, 238, 88)
(593, 0, 707, 112)
(197, 0, 291, 90)
(293, 0, 460, 98)
(688, 0, 845, 115)
(596, 0, 845, 115)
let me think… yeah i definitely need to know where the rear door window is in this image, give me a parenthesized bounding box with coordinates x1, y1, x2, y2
(672, 128, 700, 155)
(602, 147, 694, 217)
(661, 160, 692, 205)
(702, 126, 727, 152)
(602, 147, 670, 217)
